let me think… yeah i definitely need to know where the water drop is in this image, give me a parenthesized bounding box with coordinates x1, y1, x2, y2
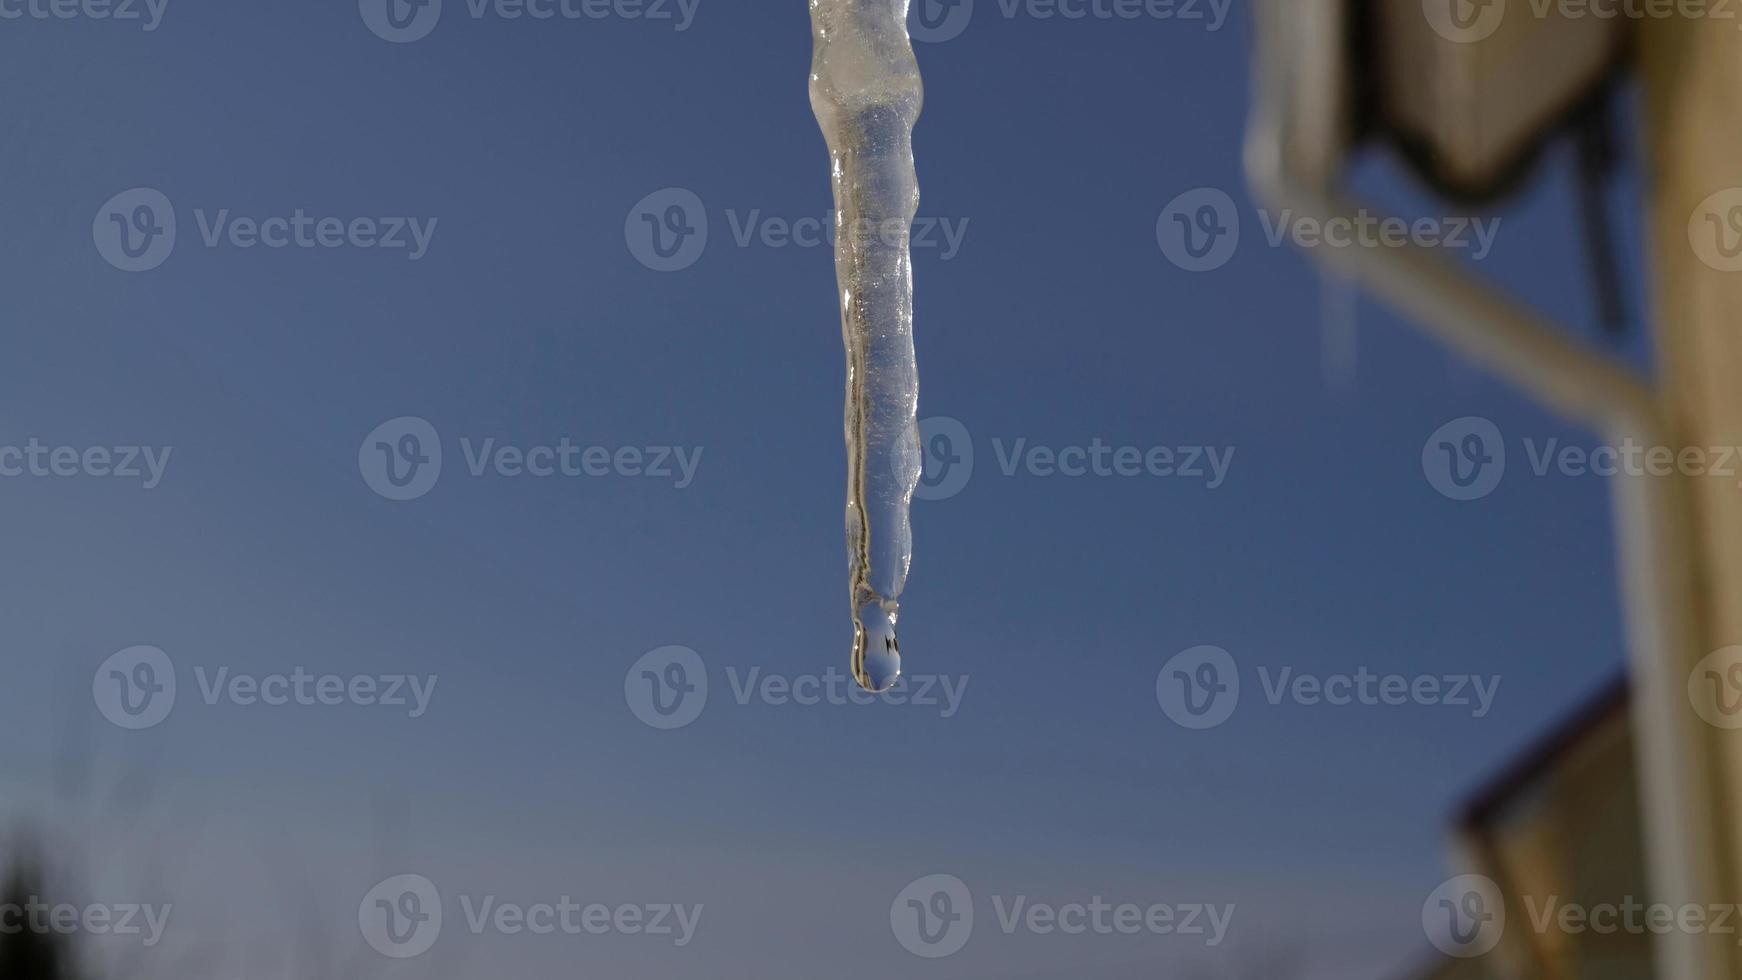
(853, 600, 903, 693)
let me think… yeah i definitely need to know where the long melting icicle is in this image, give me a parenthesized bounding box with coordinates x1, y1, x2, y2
(808, 0, 923, 693)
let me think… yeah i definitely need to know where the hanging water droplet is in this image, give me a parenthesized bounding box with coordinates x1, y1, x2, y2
(809, 0, 925, 694)
(853, 600, 903, 693)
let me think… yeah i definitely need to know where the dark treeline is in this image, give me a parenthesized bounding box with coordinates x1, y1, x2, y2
(0, 860, 79, 980)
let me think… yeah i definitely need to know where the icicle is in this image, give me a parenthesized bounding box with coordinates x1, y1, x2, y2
(808, 0, 924, 693)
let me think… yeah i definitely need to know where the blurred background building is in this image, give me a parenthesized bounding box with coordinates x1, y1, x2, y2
(1248, 3, 1741, 978)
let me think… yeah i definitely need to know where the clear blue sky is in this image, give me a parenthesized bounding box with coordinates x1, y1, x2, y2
(0, 3, 1648, 978)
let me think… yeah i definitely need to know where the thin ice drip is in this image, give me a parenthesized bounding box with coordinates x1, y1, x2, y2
(808, 0, 923, 693)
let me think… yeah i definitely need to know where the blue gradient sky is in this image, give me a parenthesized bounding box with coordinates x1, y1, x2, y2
(0, 2, 1648, 978)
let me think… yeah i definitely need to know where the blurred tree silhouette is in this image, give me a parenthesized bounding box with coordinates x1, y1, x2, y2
(0, 858, 79, 980)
